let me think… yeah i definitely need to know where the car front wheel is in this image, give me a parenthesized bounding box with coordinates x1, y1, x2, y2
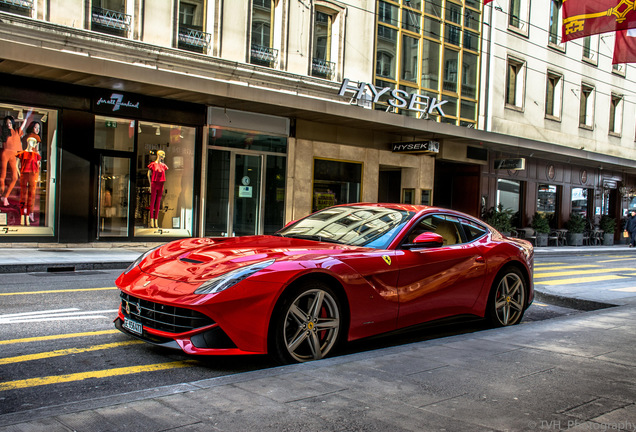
(487, 267, 527, 327)
(270, 281, 343, 364)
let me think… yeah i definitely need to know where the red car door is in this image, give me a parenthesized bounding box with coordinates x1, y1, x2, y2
(395, 214, 487, 329)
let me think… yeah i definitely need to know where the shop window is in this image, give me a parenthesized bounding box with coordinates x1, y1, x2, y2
(571, 187, 589, 218)
(178, 0, 211, 54)
(99, 156, 130, 237)
(95, 116, 135, 151)
(0, 104, 57, 236)
(402, 188, 415, 204)
(209, 128, 287, 153)
(537, 184, 558, 220)
(134, 122, 195, 236)
(421, 189, 432, 205)
(497, 179, 521, 225)
(313, 159, 361, 212)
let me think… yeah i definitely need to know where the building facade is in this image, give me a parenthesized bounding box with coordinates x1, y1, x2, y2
(0, 0, 634, 244)
(479, 0, 636, 235)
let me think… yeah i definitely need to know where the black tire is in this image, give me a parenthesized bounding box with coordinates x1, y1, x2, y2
(487, 266, 527, 327)
(269, 281, 343, 364)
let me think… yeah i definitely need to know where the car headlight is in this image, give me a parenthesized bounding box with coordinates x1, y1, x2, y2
(124, 245, 161, 274)
(194, 259, 275, 295)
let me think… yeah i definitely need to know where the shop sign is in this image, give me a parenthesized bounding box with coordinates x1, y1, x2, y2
(94, 92, 142, 115)
(391, 141, 439, 154)
(338, 79, 447, 117)
(494, 158, 525, 170)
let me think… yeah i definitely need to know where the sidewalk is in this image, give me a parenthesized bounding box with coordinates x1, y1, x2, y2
(1, 245, 636, 431)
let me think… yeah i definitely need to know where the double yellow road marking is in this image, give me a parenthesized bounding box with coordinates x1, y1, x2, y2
(0, 361, 196, 391)
(0, 333, 195, 392)
(534, 261, 635, 285)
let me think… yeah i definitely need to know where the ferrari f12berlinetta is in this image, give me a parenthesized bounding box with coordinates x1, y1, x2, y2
(115, 203, 533, 363)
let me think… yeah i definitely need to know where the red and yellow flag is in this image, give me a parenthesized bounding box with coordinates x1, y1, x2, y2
(562, 0, 636, 42)
(613, 28, 636, 63)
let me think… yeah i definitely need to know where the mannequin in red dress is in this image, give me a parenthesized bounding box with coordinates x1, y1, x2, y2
(0, 116, 27, 207)
(16, 121, 42, 226)
(147, 150, 167, 228)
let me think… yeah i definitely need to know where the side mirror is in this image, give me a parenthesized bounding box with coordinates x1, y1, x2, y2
(411, 232, 444, 247)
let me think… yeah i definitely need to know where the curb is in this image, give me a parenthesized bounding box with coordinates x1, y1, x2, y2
(534, 290, 617, 312)
(0, 261, 133, 274)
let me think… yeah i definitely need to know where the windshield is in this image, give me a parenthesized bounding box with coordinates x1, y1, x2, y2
(277, 206, 413, 248)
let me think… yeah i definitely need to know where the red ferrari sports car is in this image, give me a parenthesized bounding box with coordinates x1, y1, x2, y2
(115, 203, 533, 364)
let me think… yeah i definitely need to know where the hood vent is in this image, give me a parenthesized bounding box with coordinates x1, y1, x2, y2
(179, 257, 204, 264)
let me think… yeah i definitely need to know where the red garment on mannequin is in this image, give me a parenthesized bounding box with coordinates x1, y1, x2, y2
(150, 180, 164, 219)
(17, 151, 41, 215)
(147, 161, 168, 220)
(148, 161, 168, 182)
(0, 129, 23, 198)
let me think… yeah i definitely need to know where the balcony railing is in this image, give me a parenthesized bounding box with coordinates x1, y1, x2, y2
(0, 0, 33, 16)
(250, 44, 278, 67)
(178, 26, 212, 53)
(311, 58, 335, 80)
(91, 7, 131, 35)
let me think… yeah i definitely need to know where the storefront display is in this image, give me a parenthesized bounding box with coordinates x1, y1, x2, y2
(134, 122, 195, 236)
(95, 116, 196, 238)
(0, 104, 56, 236)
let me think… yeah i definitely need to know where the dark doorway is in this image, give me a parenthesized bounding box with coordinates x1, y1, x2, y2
(434, 161, 481, 216)
(379, 169, 401, 203)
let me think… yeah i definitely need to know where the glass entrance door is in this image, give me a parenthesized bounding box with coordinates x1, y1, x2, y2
(98, 155, 130, 237)
(233, 154, 262, 236)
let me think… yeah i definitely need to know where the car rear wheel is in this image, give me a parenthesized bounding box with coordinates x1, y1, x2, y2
(270, 281, 343, 364)
(487, 267, 527, 327)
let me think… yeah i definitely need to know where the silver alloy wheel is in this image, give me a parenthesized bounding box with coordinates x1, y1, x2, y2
(493, 271, 525, 326)
(283, 288, 341, 362)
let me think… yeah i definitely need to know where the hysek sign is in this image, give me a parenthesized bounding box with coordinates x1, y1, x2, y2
(338, 78, 447, 117)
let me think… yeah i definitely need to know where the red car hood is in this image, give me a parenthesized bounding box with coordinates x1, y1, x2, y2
(139, 236, 366, 283)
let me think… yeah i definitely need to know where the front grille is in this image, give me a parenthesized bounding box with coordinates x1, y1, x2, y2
(120, 292, 214, 334)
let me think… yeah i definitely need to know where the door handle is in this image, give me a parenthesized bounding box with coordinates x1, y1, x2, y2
(475, 256, 485, 263)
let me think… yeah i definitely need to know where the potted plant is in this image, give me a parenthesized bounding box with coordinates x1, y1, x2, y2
(483, 204, 514, 236)
(599, 215, 616, 245)
(565, 212, 586, 246)
(531, 212, 550, 247)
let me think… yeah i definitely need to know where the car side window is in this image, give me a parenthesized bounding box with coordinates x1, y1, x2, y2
(461, 218, 488, 242)
(404, 214, 462, 246)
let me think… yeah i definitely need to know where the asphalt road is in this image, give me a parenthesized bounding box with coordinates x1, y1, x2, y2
(0, 252, 625, 417)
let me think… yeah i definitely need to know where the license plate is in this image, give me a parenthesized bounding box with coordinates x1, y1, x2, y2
(123, 317, 143, 335)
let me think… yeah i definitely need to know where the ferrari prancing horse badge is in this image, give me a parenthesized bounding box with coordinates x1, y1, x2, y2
(382, 255, 392, 266)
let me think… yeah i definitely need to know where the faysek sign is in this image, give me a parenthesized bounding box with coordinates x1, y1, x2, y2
(338, 78, 448, 117)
